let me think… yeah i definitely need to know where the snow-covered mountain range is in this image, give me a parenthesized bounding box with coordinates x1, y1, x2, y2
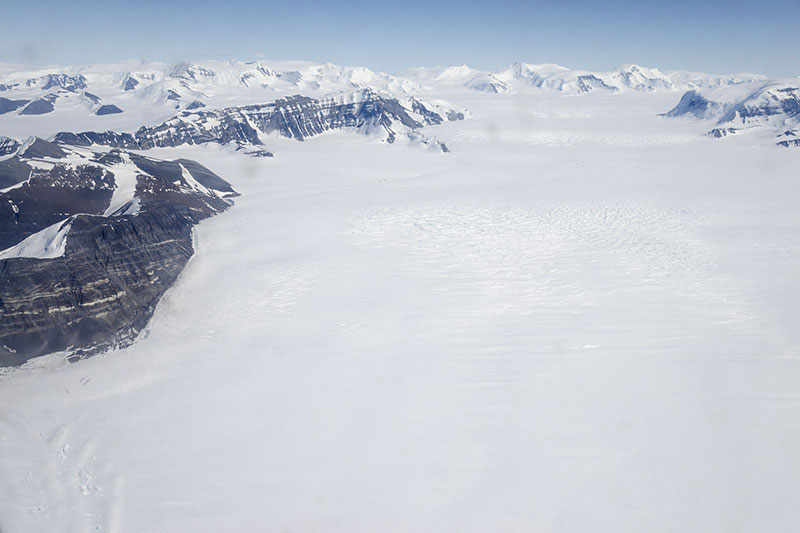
(0, 59, 425, 114)
(1, 58, 796, 150)
(53, 88, 464, 153)
(0, 57, 798, 364)
(664, 79, 800, 147)
(0, 59, 434, 141)
(401, 62, 766, 94)
(0, 60, 467, 150)
(3, 52, 800, 533)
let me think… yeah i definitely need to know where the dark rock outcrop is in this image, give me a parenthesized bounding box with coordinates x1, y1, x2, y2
(20, 95, 57, 115)
(707, 127, 737, 138)
(84, 92, 101, 104)
(0, 159, 113, 250)
(122, 75, 139, 91)
(0, 136, 20, 156)
(664, 90, 719, 119)
(21, 137, 67, 159)
(96, 104, 123, 115)
(0, 97, 29, 115)
(235, 145, 274, 157)
(0, 157, 32, 189)
(577, 75, 618, 93)
(52, 131, 142, 150)
(0, 138, 237, 366)
(0, 206, 213, 365)
(40, 74, 87, 92)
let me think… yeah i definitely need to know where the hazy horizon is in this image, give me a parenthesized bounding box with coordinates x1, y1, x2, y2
(2, 0, 799, 77)
(0, 56, 790, 79)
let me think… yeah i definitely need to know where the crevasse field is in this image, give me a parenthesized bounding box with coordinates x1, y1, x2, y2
(2, 90, 800, 532)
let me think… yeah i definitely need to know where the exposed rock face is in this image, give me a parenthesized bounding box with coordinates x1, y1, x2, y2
(54, 89, 460, 152)
(20, 95, 57, 115)
(0, 154, 32, 188)
(0, 152, 113, 249)
(665, 82, 800, 147)
(96, 104, 123, 115)
(778, 128, 800, 148)
(0, 97, 29, 115)
(0, 138, 237, 366)
(84, 92, 101, 104)
(0, 136, 20, 156)
(38, 74, 87, 92)
(576, 74, 618, 93)
(0, 72, 107, 117)
(718, 85, 800, 124)
(707, 127, 737, 138)
(122, 75, 139, 91)
(0, 209, 193, 365)
(664, 90, 721, 119)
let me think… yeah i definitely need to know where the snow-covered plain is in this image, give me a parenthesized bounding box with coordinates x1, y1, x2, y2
(1, 88, 800, 532)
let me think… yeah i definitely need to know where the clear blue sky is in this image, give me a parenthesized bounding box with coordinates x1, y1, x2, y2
(2, 0, 798, 77)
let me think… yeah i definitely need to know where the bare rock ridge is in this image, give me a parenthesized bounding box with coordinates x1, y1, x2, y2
(0, 138, 237, 366)
(54, 90, 461, 153)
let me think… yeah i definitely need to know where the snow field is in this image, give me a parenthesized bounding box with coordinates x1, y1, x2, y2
(1, 89, 799, 532)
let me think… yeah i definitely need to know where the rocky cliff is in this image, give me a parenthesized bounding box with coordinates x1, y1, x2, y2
(0, 138, 237, 366)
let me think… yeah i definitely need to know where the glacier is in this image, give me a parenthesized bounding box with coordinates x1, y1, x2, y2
(0, 61, 799, 532)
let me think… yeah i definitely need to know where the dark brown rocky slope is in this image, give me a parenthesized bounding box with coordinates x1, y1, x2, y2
(0, 138, 237, 366)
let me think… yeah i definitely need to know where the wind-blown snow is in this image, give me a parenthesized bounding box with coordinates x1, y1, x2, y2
(1, 84, 799, 533)
(0, 217, 73, 260)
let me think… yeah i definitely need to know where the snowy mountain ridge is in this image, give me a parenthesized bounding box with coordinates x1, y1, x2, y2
(0, 59, 426, 121)
(402, 61, 766, 94)
(664, 79, 800, 147)
(0, 58, 768, 126)
(52, 88, 464, 153)
(0, 58, 795, 153)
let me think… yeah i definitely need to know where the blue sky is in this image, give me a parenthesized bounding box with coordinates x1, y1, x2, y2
(2, 0, 798, 76)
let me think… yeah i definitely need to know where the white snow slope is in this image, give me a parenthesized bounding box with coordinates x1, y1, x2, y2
(1, 88, 800, 532)
(0, 217, 73, 260)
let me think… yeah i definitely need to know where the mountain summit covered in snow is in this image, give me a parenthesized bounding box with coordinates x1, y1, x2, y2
(664, 79, 800, 147)
(1, 57, 793, 150)
(0, 60, 431, 137)
(401, 62, 766, 95)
